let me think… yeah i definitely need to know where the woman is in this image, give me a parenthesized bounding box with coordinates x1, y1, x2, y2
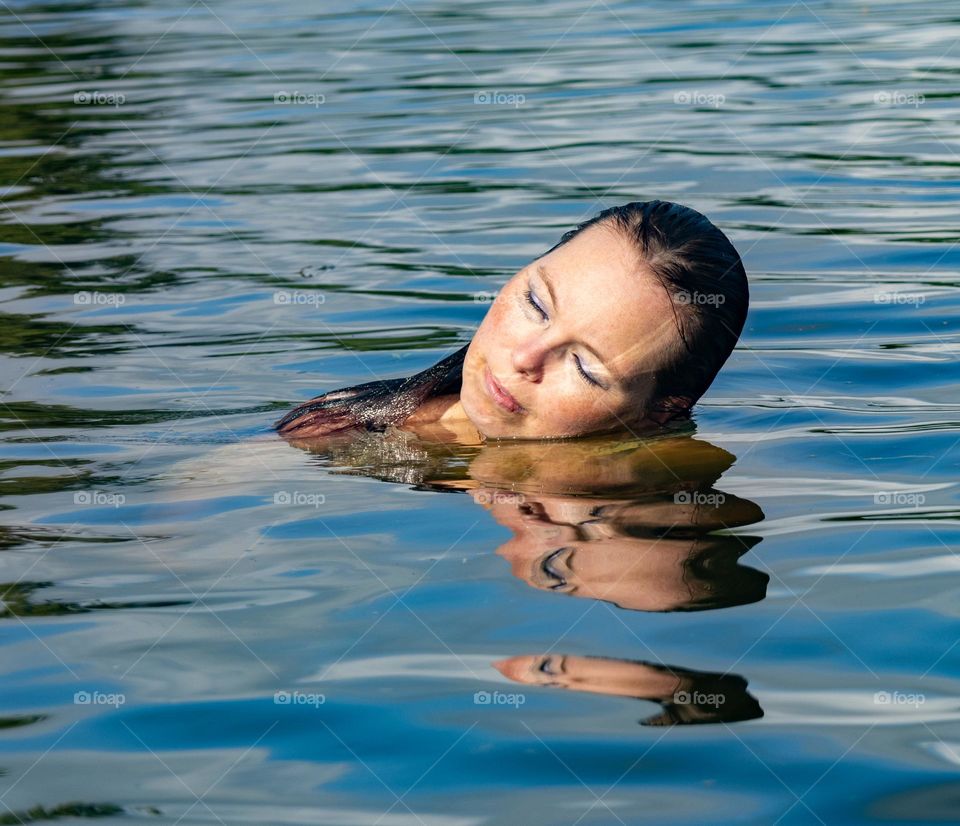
(276, 199, 748, 440)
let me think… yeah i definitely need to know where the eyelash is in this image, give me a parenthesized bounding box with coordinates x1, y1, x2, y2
(573, 353, 601, 387)
(523, 285, 601, 388)
(523, 287, 547, 321)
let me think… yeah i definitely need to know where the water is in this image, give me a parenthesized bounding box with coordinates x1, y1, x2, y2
(1, 0, 959, 822)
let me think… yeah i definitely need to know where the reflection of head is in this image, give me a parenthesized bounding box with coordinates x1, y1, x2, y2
(499, 533, 767, 613)
(638, 666, 764, 727)
(494, 486, 766, 613)
(495, 654, 763, 727)
(283, 427, 767, 613)
(283, 430, 745, 501)
(661, 534, 768, 612)
(465, 433, 739, 498)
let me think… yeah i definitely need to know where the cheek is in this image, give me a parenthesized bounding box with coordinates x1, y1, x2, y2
(534, 372, 653, 438)
(462, 293, 517, 386)
(484, 289, 517, 337)
(462, 287, 634, 438)
(526, 387, 618, 436)
(469, 290, 516, 363)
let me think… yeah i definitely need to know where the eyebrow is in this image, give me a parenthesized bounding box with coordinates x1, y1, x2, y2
(536, 264, 621, 383)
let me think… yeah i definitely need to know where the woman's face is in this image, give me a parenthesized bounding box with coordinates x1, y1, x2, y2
(460, 222, 679, 439)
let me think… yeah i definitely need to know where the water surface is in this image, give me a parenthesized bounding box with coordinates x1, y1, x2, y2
(2, 1, 960, 823)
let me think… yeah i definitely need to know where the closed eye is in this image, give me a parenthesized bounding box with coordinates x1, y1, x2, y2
(525, 283, 602, 388)
(573, 353, 601, 387)
(524, 286, 547, 321)
(519, 266, 615, 391)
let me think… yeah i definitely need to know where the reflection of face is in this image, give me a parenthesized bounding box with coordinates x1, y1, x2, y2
(498, 534, 708, 612)
(495, 654, 681, 699)
(493, 654, 764, 726)
(483, 490, 707, 611)
(459, 222, 679, 439)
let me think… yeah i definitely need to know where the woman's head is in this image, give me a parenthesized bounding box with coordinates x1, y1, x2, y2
(276, 199, 747, 441)
(459, 200, 749, 439)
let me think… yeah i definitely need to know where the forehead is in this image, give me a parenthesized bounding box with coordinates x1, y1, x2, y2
(533, 223, 679, 382)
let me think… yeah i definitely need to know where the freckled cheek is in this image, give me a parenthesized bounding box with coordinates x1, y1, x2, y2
(527, 387, 616, 436)
(475, 293, 517, 355)
(462, 293, 521, 419)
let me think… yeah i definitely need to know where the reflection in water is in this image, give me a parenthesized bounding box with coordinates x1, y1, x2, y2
(0, 715, 123, 822)
(483, 491, 765, 612)
(495, 655, 763, 726)
(0, 581, 189, 617)
(0, 715, 46, 731)
(288, 428, 767, 612)
(0, 802, 124, 824)
(285, 428, 766, 724)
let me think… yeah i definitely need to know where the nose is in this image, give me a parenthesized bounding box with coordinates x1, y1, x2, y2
(511, 332, 552, 382)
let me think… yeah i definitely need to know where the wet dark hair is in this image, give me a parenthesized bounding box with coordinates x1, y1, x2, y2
(676, 534, 768, 611)
(637, 664, 764, 726)
(275, 344, 467, 437)
(276, 200, 748, 438)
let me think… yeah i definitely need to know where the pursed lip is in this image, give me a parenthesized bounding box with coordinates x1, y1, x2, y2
(484, 365, 525, 414)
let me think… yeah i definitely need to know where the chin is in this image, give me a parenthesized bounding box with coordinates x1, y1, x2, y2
(460, 393, 511, 438)
(461, 382, 566, 439)
(460, 357, 510, 437)
(461, 395, 521, 439)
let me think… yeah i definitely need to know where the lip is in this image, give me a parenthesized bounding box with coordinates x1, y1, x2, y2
(484, 365, 524, 414)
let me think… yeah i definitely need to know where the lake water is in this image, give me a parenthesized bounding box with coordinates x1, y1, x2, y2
(2, 1, 959, 823)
